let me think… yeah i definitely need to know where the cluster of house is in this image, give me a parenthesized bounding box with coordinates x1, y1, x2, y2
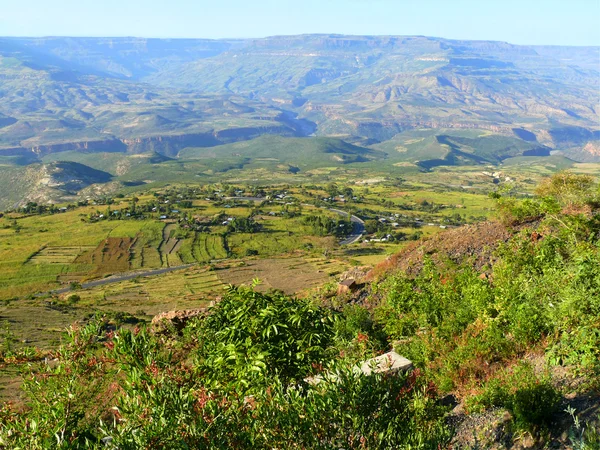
(377, 214, 446, 229)
(321, 195, 359, 203)
(481, 170, 513, 183)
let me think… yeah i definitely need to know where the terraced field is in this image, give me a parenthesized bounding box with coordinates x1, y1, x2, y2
(182, 270, 224, 293)
(190, 233, 228, 262)
(73, 266, 223, 317)
(158, 223, 183, 267)
(28, 246, 94, 265)
(130, 222, 165, 269)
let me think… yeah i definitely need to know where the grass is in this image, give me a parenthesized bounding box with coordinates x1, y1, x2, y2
(187, 233, 228, 262)
(179, 135, 387, 173)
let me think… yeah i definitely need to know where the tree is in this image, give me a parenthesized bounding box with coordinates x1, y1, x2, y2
(536, 171, 596, 207)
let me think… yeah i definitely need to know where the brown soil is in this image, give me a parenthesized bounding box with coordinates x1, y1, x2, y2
(76, 237, 135, 276)
(368, 221, 515, 279)
(217, 257, 330, 295)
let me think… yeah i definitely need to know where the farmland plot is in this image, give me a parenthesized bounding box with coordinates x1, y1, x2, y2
(28, 246, 94, 265)
(130, 222, 165, 269)
(217, 256, 337, 294)
(75, 237, 135, 275)
(74, 266, 222, 315)
(190, 233, 228, 262)
(158, 223, 184, 267)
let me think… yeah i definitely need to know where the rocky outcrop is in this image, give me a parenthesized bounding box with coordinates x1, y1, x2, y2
(213, 125, 295, 141)
(29, 139, 127, 157)
(151, 308, 209, 333)
(120, 133, 220, 156)
(3, 125, 300, 160)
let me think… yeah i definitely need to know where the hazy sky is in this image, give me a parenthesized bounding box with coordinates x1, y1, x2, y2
(1, 0, 599, 46)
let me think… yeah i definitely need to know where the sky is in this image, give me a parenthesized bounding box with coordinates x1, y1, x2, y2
(1, 0, 599, 46)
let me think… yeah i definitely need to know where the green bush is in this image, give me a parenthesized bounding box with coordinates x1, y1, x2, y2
(466, 363, 560, 430)
(512, 381, 560, 428)
(373, 190, 600, 399)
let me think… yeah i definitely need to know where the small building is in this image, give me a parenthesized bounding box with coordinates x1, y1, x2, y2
(337, 278, 358, 295)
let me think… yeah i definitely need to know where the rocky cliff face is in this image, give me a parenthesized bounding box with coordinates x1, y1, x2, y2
(29, 139, 127, 157)
(1, 124, 301, 160)
(0, 34, 599, 168)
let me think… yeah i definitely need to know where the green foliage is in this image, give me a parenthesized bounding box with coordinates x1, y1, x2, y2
(494, 194, 560, 225)
(0, 317, 116, 448)
(466, 363, 560, 431)
(0, 289, 452, 449)
(200, 285, 337, 385)
(566, 407, 600, 450)
(226, 217, 260, 233)
(374, 193, 600, 407)
(302, 214, 352, 237)
(535, 171, 596, 206)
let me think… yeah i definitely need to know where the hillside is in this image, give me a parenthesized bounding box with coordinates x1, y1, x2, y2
(0, 38, 302, 156)
(142, 35, 600, 152)
(0, 172, 598, 448)
(0, 161, 112, 209)
(1, 35, 598, 155)
(179, 135, 387, 171)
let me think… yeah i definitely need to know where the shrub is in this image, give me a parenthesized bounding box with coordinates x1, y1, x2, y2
(67, 294, 81, 304)
(466, 363, 560, 431)
(535, 172, 596, 207)
(512, 381, 560, 428)
(0, 290, 452, 449)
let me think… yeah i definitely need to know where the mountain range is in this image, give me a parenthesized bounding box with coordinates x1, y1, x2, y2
(0, 34, 598, 207)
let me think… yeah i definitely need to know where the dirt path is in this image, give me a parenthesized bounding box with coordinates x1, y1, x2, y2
(40, 264, 196, 296)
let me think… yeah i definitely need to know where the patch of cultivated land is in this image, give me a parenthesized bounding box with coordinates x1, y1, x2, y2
(189, 233, 228, 262)
(158, 223, 180, 266)
(217, 256, 342, 294)
(75, 237, 135, 276)
(28, 246, 94, 265)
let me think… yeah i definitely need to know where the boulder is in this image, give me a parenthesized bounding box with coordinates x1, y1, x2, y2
(305, 351, 412, 385)
(358, 351, 413, 376)
(151, 308, 207, 333)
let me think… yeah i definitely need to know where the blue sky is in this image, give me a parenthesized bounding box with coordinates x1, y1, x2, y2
(1, 0, 599, 46)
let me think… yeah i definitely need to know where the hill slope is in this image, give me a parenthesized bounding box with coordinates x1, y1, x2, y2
(179, 135, 387, 171)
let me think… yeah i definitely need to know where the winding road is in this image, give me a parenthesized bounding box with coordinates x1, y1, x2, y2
(328, 208, 365, 245)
